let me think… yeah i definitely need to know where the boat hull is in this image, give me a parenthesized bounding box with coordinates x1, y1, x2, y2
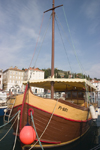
(10, 90, 92, 149)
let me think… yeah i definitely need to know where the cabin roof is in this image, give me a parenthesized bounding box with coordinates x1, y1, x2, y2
(23, 78, 97, 92)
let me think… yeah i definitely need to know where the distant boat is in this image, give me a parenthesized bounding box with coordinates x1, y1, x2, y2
(0, 91, 7, 117)
(5, 0, 98, 149)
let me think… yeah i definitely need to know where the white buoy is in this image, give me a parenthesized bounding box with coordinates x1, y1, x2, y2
(4, 109, 7, 113)
(89, 105, 97, 119)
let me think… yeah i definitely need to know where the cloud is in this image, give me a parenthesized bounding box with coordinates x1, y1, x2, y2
(0, 0, 100, 80)
(80, 0, 100, 36)
(81, 1, 100, 20)
(0, 0, 44, 71)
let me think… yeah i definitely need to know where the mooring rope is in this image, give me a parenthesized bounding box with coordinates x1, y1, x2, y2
(90, 144, 100, 150)
(12, 111, 20, 150)
(29, 99, 59, 150)
(0, 110, 20, 128)
(0, 111, 20, 142)
(30, 112, 44, 150)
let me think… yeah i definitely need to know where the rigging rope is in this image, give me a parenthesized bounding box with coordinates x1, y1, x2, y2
(33, 14, 52, 68)
(19, 84, 28, 132)
(62, 6, 85, 77)
(55, 14, 72, 73)
(29, 13, 44, 69)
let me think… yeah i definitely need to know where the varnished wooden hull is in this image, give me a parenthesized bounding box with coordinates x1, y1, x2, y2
(9, 89, 92, 149)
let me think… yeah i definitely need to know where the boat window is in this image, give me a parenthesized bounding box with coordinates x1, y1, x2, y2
(35, 89, 37, 93)
(72, 91, 77, 98)
(66, 92, 71, 98)
(78, 92, 84, 98)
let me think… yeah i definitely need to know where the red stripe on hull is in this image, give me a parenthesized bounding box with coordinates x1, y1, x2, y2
(12, 103, 92, 146)
(13, 103, 91, 123)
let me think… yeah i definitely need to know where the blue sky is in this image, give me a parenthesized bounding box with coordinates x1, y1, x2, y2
(0, 0, 100, 78)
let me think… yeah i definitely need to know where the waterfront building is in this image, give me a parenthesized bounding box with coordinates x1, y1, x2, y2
(91, 79, 100, 91)
(0, 69, 3, 90)
(24, 67, 44, 94)
(3, 66, 24, 93)
(91, 79, 100, 99)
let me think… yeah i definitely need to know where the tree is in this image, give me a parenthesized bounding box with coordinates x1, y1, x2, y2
(57, 73, 61, 78)
(64, 73, 68, 78)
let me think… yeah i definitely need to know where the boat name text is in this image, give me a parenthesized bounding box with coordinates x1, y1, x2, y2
(58, 106, 68, 112)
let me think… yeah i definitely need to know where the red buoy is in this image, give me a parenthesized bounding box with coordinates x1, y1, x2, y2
(19, 125, 36, 144)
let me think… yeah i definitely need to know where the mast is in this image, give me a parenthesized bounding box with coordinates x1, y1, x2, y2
(51, 0, 55, 99)
(44, 0, 63, 99)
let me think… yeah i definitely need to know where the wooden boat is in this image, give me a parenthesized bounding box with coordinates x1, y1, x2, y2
(5, 0, 97, 149)
(7, 78, 97, 149)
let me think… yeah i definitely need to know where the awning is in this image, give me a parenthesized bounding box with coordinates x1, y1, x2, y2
(23, 78, 97, 92)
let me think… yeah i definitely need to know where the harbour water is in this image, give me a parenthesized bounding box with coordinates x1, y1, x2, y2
(0, 117, 100, 150)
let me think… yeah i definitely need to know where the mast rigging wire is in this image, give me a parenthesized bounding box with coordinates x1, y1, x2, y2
(62, 6, 85, 77)
(33, 14, 52, 68)
(28, 13, 44, 69)
(55, 15, 72, 74)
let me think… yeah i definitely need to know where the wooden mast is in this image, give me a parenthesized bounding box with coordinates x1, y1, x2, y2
(51, 0, 55, 99)
(44, 0, 63, 99)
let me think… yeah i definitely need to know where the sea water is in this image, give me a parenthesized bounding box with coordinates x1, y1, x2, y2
(0, 117, 21, 150)
(0, 117, 100, 150)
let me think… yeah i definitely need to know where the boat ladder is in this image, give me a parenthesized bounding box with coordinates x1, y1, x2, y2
(3, 95, 16, 123)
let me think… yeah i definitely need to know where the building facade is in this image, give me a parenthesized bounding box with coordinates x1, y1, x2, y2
(3, 66, 24, 93)
(91, 79, 100, 99)
(24, 67, 44, 94)
(0, 69, 3, 90)
(91, 79, 100, 91)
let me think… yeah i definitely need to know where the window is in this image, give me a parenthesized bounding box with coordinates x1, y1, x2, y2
(78, 92, 84, 98)
(66, 91, 71, 98)
(35, 89, 37, 93)
(72, 91, 77, 98)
